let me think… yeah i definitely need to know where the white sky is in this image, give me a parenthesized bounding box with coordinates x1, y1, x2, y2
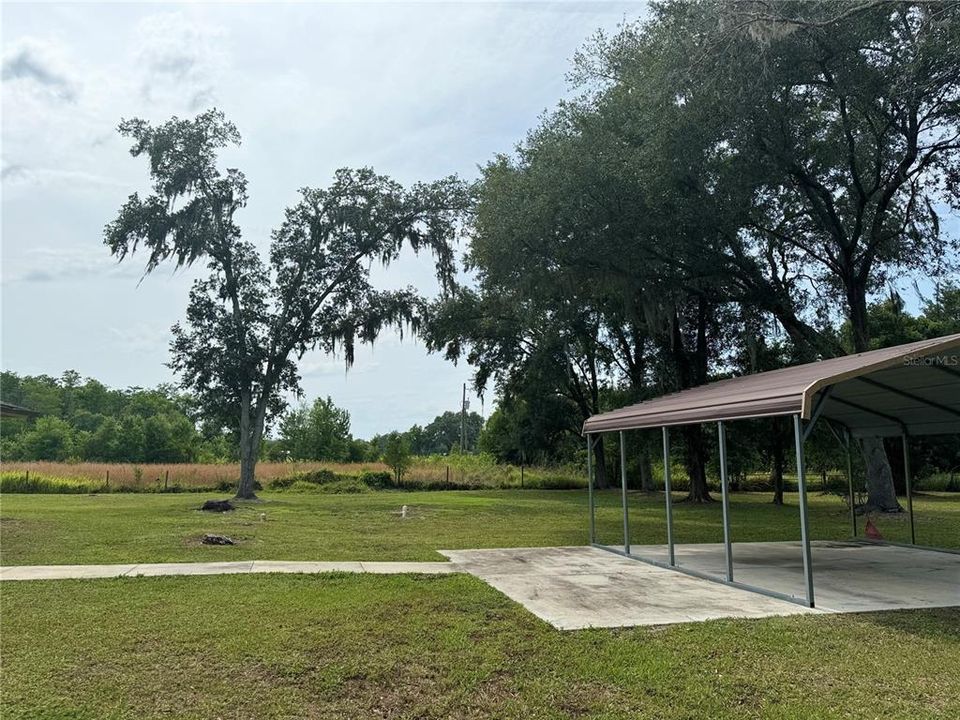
(1, 1, 647, 438)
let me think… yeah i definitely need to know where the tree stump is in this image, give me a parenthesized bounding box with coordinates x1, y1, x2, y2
(200, 499, 234, 513)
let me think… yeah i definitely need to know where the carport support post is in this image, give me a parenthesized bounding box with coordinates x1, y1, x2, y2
(587, 435, 596, 544)
(793, 414, 815, 608)
(662, 427, 675, 566)
(902, 433, 915, 545)
(717, 421, 733, 582)
(620, 431, 630, 554)
(844, 429, 856, 538)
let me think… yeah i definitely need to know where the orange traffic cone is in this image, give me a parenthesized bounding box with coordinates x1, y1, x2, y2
(864, 518, 883, 540)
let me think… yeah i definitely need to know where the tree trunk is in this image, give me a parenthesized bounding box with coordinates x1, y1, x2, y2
(861, 437, 901, 512)
(639, 449, 654, 493)
(884, 437, 906, 494)
(235, 394, 260, 500)
(770, 419, 785, 505)
(847, 286, 900, 512)
(682, 425, 712, 502)
(593, 436, 609, 489)
(771, 459, 784, 505)
(847, 287, 872, 359)
(236, 433, 259, 499)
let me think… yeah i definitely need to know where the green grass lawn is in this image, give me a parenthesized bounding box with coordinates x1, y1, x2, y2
(2, 573, 958, 719)
(3, 491, 959, 718)
(1, 489, 958, 565)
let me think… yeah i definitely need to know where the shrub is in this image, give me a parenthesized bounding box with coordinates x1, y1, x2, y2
(302, 469, 339, 484)
(358, 470, 393, 489)
(520, 474, 584, 490)
(284, 478, 369, 494)
(318, 478, 370, 494)
(215, 479, 262, 492)
(284, 480, 323, 492)
(270, 469, 338, 490)
(917, 472, 960, 492)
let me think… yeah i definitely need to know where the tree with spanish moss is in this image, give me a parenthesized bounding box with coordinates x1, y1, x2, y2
(105, 109, 470, 498)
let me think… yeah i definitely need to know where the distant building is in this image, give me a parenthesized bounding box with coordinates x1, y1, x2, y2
(0, 402, 41, 419)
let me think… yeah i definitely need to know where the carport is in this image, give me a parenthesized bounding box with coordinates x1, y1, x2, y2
(582, 333, 960, 609)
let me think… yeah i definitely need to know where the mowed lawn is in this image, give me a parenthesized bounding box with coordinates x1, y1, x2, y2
(2, 490, 959, 719)
(1, 489, 959, 565)
(2, 573, 958, 720)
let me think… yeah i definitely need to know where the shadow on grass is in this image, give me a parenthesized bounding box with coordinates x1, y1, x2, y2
(858, 607, 960, 642)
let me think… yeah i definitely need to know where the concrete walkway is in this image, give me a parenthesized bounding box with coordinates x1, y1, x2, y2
(0, 560, 456, 581)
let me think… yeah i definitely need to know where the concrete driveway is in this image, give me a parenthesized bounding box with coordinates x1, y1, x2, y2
(441, 545, 820, 629)
(441, 542, 959, 630)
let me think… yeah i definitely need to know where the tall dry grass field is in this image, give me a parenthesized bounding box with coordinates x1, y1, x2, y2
(0, 458, 586, 491)
(0, 461, 390, 490)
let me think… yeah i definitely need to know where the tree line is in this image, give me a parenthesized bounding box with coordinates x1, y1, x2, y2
(0, 370, 488, 466)
(1, 371, 203, 463)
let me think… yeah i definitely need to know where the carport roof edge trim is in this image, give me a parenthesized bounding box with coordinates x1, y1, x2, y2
(582, 333, 960, 435)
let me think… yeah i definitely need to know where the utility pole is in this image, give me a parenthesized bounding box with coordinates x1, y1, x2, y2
(460, 383, 467, 453)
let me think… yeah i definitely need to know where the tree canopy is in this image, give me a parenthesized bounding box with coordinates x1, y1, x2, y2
(276, 396, 353, 462)
(428, 0, 960, 506)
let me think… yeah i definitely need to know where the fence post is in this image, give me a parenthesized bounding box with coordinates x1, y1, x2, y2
(164, 469, 169, 491)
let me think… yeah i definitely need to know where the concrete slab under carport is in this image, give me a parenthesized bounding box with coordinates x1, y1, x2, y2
(441, 543, 960, 630)
(636, 540, 960, 613)
(440, 546, 821, 629)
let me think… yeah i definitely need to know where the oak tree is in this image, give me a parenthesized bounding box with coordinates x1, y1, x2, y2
(105, 110, 469, 498)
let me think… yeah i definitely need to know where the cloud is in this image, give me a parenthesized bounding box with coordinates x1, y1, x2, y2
(1, 40, 77, 102)
(134, 12, 228, 111)
(107, 323, 171, 355)
(1, 248, 144, 286)
(1, 163, 28, 181)
(0, 164, 126, 189)
(188, 88, 217, 112)
(299, 353, 382, 378)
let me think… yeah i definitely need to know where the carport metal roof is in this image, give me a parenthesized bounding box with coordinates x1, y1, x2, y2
(583, 333, 960, 438)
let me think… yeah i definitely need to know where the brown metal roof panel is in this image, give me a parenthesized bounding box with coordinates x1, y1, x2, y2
(583, 394, 802, 433)
(582, 333, 960, 435)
